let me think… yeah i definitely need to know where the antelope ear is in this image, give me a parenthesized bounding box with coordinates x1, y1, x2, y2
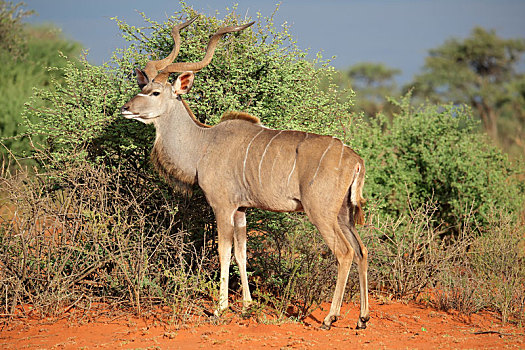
(173, 72, 194, 95)
(135, 68, 149, 89)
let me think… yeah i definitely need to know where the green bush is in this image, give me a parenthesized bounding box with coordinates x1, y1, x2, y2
(1, 24, 82, 158)
(348, 95, 525, 232)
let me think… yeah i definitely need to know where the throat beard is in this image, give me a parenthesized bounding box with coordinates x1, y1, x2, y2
(150, 140, 196, 194)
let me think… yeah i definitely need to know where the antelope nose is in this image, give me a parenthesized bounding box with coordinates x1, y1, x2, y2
(121, 104, 135, 118)
(121, 104, 131, 114)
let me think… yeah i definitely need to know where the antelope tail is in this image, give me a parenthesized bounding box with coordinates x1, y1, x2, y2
(350, 162, 366, 225)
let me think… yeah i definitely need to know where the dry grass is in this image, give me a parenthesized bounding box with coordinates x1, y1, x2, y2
(0, 161, 216, 322)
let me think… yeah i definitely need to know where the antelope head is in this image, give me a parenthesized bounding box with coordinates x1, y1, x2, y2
(121, 17, 254, 124)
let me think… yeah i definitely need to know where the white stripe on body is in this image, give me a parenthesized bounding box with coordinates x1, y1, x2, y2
(286, 133, 308, 188)
(311, 138, 335, 184)
(336, 140, 345, 170)
(286, 156, 297, 188)
(258, 130, 284, 185)
(242, 129, 265, 186)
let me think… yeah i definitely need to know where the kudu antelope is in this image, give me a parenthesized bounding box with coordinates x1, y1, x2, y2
(121, 17, 369, 330)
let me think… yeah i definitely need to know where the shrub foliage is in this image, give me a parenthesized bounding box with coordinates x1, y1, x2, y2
(349, 95, 524, 230)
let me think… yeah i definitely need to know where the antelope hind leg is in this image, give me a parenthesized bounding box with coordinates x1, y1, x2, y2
(317, 224, 354, 330)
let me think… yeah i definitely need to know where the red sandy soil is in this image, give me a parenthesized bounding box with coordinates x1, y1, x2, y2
(1, 297, 523, 349)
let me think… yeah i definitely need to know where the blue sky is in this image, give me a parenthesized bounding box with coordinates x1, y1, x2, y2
(24, 0, 525, 84)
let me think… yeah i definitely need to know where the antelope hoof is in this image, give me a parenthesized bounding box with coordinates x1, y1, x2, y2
(356, 316, 370, 330)
(241, 305, 255, 319)
(205, 311, 220, 323)
(320, 315, 337, 330)
(213, 307, 227, 318)
(319, 323, 331, 331)
(241, 312, 251, 319)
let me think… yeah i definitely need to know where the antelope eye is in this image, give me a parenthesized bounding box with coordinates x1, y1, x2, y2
(152, 91, 161, 96)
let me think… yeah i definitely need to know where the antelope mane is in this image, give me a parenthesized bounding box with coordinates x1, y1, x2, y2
(220, 111, 261, 124)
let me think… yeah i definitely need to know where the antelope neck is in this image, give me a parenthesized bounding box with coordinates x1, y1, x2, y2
(151, 98, 209, 189)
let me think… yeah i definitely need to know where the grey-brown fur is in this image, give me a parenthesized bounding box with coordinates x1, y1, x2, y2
(121, 19, 369, 330)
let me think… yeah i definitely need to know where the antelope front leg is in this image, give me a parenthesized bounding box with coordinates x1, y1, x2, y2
(233, 209, 253, 312)
(214, 209, 235, 316)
